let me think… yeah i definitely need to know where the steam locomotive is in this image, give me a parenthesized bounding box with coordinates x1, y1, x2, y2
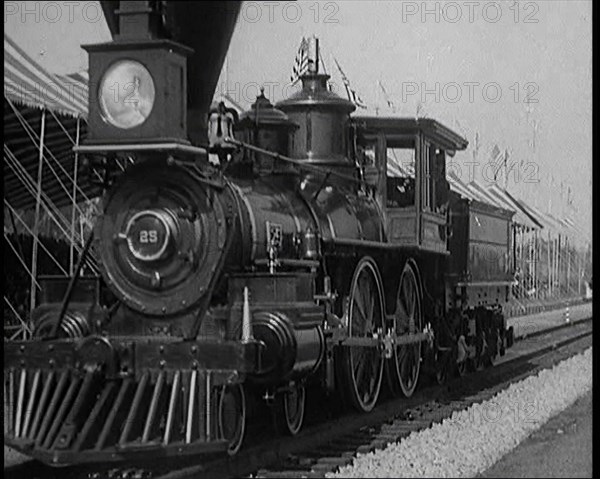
(4, 2, 515, 466)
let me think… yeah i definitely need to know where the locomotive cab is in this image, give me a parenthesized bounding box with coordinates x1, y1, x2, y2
(352, 117, 468, 253)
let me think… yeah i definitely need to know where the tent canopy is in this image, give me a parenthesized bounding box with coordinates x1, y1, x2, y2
(484, 184, 542, 230)
(4, 34, 100, 212)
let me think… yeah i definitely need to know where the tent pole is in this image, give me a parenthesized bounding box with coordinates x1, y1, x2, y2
(528, 229, 532, 298)
(557, 235, 561, 295)
(547, 231, 551, 298)
(520, 228, 524, 296)
(8, 206, 25, 260)
(551, 236, 555, 296)
(553, 235, 557, 296)
(556, 236, 560, 295)
(29, 109, 46, 327)
(70, 116, 81, 276)
(578, 249, 582, 295)
(512, 225, 516, 274)
(567, 243, 571, 295)
(533, 230, 540, 299)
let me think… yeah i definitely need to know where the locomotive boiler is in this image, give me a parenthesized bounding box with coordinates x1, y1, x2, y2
(4, 2, 515, 467)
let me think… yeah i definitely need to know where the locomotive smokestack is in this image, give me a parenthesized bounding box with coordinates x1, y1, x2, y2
(114, 1, 162, 40)
(276, 35, 355, 170)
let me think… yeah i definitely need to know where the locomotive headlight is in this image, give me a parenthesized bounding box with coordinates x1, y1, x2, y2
(99, 60, 156, 129)
(124, 210, 174, 262)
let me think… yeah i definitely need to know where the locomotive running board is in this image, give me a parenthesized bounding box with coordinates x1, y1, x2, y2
(74, 143, 207, 155)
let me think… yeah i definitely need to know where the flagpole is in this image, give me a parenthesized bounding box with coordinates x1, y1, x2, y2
(333, 55, 367, 109)
(225, 54, 229, 99)
(504, 149, 509, 190)
(375, 80, 380, 116)
(314, 35, 319, 73)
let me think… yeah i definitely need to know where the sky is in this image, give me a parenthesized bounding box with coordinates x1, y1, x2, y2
(4, 1, 592, 241)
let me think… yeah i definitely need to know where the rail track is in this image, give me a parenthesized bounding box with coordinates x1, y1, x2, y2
(4, 316, 592, 479)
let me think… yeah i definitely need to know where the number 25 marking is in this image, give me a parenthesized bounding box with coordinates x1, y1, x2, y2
(139, 230, 158, 243)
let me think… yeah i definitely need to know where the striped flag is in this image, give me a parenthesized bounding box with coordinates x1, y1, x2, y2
(491, 144, 502, 181)
(290, 37, 309, 84)
(333, 57, 367, 109)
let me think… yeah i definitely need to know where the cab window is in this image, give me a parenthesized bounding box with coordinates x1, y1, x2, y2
(386, 148, 415, 208)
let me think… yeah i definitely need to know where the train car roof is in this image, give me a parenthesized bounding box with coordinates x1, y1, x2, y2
(352, 116, 469, 152)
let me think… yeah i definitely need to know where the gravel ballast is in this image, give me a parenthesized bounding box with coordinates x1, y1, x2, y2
(328, 347, 593, 478)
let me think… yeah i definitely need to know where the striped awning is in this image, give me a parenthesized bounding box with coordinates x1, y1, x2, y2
(484, 184, 542, 230)
(467, 180, 509, 209)
(4, 34, 88, 119)
(4, 34, 101, 212)
(447, 171, 477, 200)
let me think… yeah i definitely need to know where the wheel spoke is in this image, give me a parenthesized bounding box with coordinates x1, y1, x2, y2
(361, 276, 374, 330)
(408, 288, 416, 320)
(406, 279, 416, 319)
(396, 296, 409, 331)
(354, 356, 367, 390)
(401, 348, 411, 378)
(364, 295, 373, 330)
(353, 294, 368, 332)
(396, 345, 409, 363)
(352, 349, 367, 377)
(402, 276, 412, 313)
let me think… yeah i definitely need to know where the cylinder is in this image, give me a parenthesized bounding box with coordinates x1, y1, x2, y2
(250, 311, 324, 384)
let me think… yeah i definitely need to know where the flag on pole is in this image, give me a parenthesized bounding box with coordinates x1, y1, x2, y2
(491, 144, 502, 181)
(416, 102, 423, 117)
(333, 57, 367, 109)
(378, 80, 395, 111)
(472, 131, 480, 161)
(503, 148, 510, 189)
(490, 144, 501, 162)
(290, 37, 309, 84)
(568, 185, 573, 205)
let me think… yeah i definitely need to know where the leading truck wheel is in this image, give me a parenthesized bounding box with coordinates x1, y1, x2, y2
(387, 261, 423, 398)
(339, 257, 385, 413)
(273, 382, 306, 436)
(218, 384, 246, 456)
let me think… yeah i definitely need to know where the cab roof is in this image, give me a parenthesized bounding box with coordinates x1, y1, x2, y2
(352, 116, 469, 152)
